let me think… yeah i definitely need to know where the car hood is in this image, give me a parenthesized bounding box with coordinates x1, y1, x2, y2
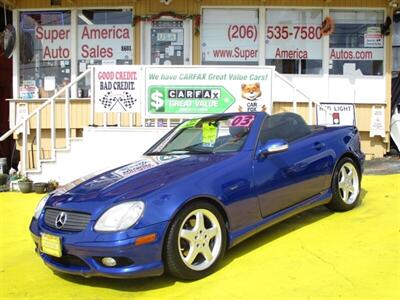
(46, 154, 233, 211)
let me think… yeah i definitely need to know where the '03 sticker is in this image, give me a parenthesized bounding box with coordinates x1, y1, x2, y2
(230, 115, 255, 127)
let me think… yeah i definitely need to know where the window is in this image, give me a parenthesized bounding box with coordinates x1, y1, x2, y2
(201, 8, 259, 65)
(19, 11, 71, 98)
(259, 113, 311, 144)
(77, 9, 133, 97)
(329, 10, 384, 76)
(265, 9, 323, 75)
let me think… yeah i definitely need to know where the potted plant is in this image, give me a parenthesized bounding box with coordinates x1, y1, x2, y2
(47, 180, 59, 192)
(18, 175, 33, 193)
(33, 182, 48, 194)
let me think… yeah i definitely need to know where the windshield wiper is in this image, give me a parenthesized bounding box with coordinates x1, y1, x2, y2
(145, 151, 169, 156)
(180, 145, 214, 154)
(147, 144, 214, 156)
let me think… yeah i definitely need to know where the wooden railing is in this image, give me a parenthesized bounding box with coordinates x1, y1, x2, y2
(273, 72, 331, 124)
(0, 69, 92, 174)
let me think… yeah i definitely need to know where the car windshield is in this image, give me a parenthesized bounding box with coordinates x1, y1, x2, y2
(146, 114, 256, 155)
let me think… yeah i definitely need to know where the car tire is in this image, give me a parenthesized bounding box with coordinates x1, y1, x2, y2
(326, 157, 361, 212)
(164, 201, 227, 280)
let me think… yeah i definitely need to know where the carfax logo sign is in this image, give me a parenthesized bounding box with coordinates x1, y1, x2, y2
(145, 66, 274, 117)
(94, 65, 141, 112)
(148, 86, 235, 114)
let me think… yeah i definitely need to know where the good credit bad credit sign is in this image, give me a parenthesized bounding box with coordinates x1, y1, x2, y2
(145, 66, 274, 117)
(94, 65, 140, 112)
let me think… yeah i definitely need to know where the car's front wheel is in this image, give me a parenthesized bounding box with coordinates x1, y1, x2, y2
(165, 201, 227, 280)
(327, 157, 361, 211)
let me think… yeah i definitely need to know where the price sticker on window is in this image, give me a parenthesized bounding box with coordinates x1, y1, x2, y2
(202, 122, 218, 146)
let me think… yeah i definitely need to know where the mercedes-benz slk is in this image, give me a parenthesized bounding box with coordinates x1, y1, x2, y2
(30, 112, 364, 280)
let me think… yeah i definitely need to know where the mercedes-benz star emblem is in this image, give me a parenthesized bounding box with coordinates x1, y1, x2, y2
(55, 212, 67, 229)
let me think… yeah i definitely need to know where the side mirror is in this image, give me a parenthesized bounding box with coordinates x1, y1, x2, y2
(257, 139, 289, 158)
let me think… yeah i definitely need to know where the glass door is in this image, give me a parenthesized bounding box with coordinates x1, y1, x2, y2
(142, 17, 192, 65)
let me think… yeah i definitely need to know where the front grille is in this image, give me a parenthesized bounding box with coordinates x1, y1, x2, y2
(49, 254, 90, 269)
(44, 208, 91, 232)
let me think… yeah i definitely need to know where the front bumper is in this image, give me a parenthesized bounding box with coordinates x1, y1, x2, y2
(30, 218, 169, 279)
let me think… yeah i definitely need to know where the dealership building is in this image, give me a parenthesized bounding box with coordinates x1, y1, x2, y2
(0, 0, 399, 182)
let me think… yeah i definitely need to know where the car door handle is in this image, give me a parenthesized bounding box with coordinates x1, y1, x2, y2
(313, 142, 325, 151)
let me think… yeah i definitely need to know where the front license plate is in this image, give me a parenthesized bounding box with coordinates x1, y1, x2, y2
(41, 233, 62, 258)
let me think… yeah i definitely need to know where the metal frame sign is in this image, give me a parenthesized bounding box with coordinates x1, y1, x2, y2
(144, 66, 274, 118)
(94, 65, 141, 112)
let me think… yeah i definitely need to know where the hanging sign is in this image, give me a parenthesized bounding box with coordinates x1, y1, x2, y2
(94, 65, 141, 112)
(364, 27, 384, 48)
(316, 103, 356, 126)
(145, 66, 274, 118)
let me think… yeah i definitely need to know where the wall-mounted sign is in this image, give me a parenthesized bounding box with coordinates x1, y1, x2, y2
(94, 65, 141, 112)
(144, 66, 274, 117)
(316, 103, 356, 126)
(16, 103, 30, 134)
(370, 105, 385, 137)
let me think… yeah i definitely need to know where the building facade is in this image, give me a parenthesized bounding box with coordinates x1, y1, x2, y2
(1, 0, 399, 164)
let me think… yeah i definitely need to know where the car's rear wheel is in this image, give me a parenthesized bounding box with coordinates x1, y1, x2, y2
(327, 157, 361, 211)
(165, 201, 227, 280)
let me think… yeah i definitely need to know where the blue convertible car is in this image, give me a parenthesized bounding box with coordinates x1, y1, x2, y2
(30, 112, 364, 280)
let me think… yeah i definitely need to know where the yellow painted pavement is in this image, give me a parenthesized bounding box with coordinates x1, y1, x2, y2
(0, 175, 399, 300)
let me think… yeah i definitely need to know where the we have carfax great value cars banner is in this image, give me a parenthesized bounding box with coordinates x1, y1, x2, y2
(145, 66, 274, 118)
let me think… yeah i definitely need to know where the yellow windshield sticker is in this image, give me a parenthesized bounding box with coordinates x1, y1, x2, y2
(202, 122, 218, 146)
(179, 119, 200, 130)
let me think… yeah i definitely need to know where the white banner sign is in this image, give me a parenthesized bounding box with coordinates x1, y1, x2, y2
(94, 65, 141, 112)
(145, 66, 274, 117)
(78, 25, 133, 60)
(317, 103, 356, 126)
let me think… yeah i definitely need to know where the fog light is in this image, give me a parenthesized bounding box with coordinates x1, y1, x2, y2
(101, 257, 117, 267)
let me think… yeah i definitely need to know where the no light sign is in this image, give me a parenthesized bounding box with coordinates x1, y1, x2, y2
(317, 103, 356, 126)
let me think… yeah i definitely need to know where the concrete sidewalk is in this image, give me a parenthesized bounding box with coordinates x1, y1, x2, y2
(364, 156, 400, 175)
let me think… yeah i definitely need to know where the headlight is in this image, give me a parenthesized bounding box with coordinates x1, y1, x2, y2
(34, 195, 49, 219)
(94, 201, 144, 232)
